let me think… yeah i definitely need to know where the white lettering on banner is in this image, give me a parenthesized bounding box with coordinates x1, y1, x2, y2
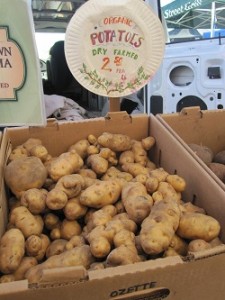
(164, 0, 203, 19)
(185, 0, 202, 10)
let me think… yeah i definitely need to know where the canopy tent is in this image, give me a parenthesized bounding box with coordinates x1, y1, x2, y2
(162, 0, 225, 34)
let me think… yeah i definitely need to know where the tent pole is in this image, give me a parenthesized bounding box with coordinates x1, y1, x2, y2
(210, 2, 216, 38)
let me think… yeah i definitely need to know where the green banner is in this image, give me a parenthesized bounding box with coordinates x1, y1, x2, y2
(162, 0, 217, 19)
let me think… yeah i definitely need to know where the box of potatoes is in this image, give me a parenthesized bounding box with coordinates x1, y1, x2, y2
(1, 112, 225, 300)
(157, 106, 225, 191)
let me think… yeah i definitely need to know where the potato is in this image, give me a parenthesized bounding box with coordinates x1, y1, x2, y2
(47, 150, 84, 181)
(50, 227, 61, 240)
(68, 139, 90, 159)
(60, 219, 82, 240)
(87, 145, 99, 155)
(114, 200, 125, 214)
(86, 205, 117, 232)
(87, 134, 97, 145)
(46, 188, 68, 210)
(99, 148, 117, 165)
(140, 198, 181, 255)
(141, 136, 156, 151)
(20, 188, 47, 214)
(163, 247, 180, 257)
(188, 239, 211, 252)
(97, 132, 132, 152)
(29, 145, 49, 162)
(118, 150, 134, 165)
(26, 234, 50, 261)
(10, 207, 44, 238)
(103, 166, 133, 181)
(169, 234, 188, 256)
(180, 202, 206, 214)
(113, 229, 135, 248)
(8, 145, 29, 162)
(4, 156, 48, 198)
(87, 224, 114, 258)
(25, 235, 42, 256)
(89, 235, 111, 259)
(146, 159, 157, 171)
(65, 236, 86, 251)
(131, 140, 148, 166)
(25, 245, 95, 283)
(208, 162, 225, 183)
(166, 175, 186, 192)
(22, 138, 42, 153)
(55, 174, 85, 199)
(149, 168, 169, 182)
(0, 228, 25, 274)
(80, 180, 122, 209)
(86, 154, 108, 175)
(152, 191, 164, 203)
(111, 213, 137, 233)
(63, 197, 88, 220)
(121, 182, 153, 224)
(78, 168, 97, 179)
(89, 262, 105, 271)
(188, 143, 213, 165)
(145, 176, 159, 194)
(46, 239, 67, 258)
(0, 274, 16, 283)
(177, 212, 221, 242)
(214, 150, 225, 165)
(13, 257, 38, 280)
(157, 181, 181, 202)
(121, 163, 149, 177)
(209, 237, 223, 247)
(43, 213, 60, 230)
(105, 228, 141, 266)
(106, 245, 141, 267)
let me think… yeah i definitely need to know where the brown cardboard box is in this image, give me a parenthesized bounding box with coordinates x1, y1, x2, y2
(1, 112, 225, 300)
(157, 106, 225, 191)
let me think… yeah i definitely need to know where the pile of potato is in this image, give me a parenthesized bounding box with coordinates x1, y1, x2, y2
(188, 143, 225, 183)
(0, 133, 222, 284)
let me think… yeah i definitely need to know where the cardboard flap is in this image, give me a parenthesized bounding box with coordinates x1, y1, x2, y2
(46, 118, 59, 127)
(0, 280, 28, 295)
(39, 266, 88, 284)
(88, 256, 183, 280)
(179, 106, 203, 119)
(105, 111, 132, 123)
(29, 118, 59, 133)
(187, 244, 225, 261)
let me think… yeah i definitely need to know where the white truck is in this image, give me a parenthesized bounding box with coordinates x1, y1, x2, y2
(145, 0, 225, 114)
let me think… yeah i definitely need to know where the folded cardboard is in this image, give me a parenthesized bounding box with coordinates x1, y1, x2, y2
(1, 112, 225, 300)
(157, 106, 225, 191)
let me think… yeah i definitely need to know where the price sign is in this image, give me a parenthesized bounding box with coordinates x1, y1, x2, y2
(65, 0, 165, 98)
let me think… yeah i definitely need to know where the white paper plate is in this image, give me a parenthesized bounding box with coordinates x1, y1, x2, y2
(65, 0, 165, 98)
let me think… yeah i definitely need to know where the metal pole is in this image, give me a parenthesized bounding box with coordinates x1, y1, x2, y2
(210, 2, 216, 38)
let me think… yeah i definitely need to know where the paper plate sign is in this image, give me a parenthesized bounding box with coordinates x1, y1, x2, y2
(65, 0, 165, 98)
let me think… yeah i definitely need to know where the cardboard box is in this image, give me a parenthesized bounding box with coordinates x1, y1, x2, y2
(1, 112, 225, 300)
(157, 106, 225, 191)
